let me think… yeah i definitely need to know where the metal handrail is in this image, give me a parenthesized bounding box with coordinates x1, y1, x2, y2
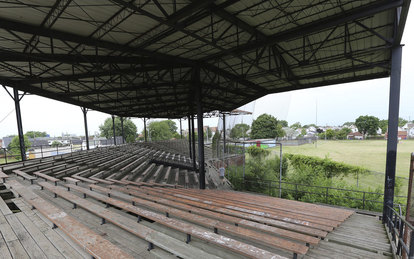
(385, 204, 414, 258)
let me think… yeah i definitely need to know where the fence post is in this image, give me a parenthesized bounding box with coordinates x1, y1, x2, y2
(295, 184, 298, 200)
(56, 145, 59, 155)
(40, 145, 43, 158)
(325, 187, 329, 204)
(362, 192, 366, 210)
(4, 148, 7, 164)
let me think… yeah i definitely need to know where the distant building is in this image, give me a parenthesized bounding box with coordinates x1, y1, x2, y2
(347, 132, 364, 140)
(385, 130, 407, 140)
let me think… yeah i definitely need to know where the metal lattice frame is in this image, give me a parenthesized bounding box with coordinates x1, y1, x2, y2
(0, 0, 410, 118)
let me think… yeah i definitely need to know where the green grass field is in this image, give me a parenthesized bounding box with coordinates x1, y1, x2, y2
(274, 140, 414, 177)
(269, 140, 414, 194)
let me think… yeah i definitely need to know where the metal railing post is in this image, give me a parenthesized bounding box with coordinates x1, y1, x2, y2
(325, 187, 329, 204)
(363, 192, 366, 210)
(40, 145, 43, 158)
(4, 148, 7, 164)
(295, 184, 298, 200)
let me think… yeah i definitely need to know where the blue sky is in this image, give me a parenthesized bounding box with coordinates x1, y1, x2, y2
(1, 9, 413, 137)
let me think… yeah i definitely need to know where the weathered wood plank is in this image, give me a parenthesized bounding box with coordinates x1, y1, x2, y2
(8, 180, 133, 259)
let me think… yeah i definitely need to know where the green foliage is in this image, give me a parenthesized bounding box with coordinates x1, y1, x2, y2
(336, 127, 352, 139)
(204, 127, 213, 140)
(251, 114, 285, 139)
(230, 123, 250, 139)
(25, 131, 47, 138)
(342, 121, 354, 127)
(246, 146, 270, 159)
(399, 117, 408, 127)
(355, 115, 380, 136)
(279, 120, 289, 127)
(146, 120, 178, 141)
(284, 153, 368, 178)
(290, 122, 301, 130)
(211, 130, 221, 157)
(99, 117, 137, 143)
(51, 141, 63, 147)
(325, 129, 335, 140)
(166, 120, 178, 134)
(379, 119, 388, 133)
(8, 135, 31, 160)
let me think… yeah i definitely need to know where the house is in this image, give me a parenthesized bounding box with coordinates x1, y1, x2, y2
(403, 123, 414, 138)
(385, 130, 408, 140)
(347, 132, 364, 140)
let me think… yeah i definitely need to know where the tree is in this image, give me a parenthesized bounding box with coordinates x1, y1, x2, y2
(342, 121, 354, 127)
(399, 117, 408, 127)
(25, 131, 47, 138)
(251, 114, 285, 139)
(279, 120, 288, 127)
(379, 119, 388, 134)
(325, 129, 336, 140)
(51, 140, 63, 147)
(230, 123, 250, 139)
(144, 120, 178, 141)
(337, 127, 352, 139)
(8, 135, 31, 160)
(355, 115, 380, 136)
(99, 117, 137, 143)
(166, 120, 178, 134)
(290, 122, 301, 130)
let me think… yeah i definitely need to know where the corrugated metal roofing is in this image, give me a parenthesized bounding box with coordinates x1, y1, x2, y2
(0, 0, 410, 118)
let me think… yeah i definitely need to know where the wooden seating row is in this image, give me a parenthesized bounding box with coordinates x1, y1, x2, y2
(89, 184, 310, 256)
(61, 183, 282, 259)
(7, 180, 133, 259)
(38, 182, 222, 259)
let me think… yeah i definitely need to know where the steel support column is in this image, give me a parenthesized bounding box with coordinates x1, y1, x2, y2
(383, 45, 403, 222)
(144, 118, 147, 142)
(223, 113, 226, 155)
(112, 115, 116, 145)
(197, 92, 206, 190)
(13, 88, 26, 161)
(191, 114, 196, 170)
(188, 116, 192, 159)
(81, 107, 89, 150)
(180, 119, 183, 139)
(121, 117, 125, 144)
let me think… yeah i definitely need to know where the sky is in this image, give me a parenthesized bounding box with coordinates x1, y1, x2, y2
(0, 8, 413, 138)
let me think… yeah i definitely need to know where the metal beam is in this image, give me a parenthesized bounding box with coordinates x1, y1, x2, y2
(81, 107, 89, 150)
(121, 117, 125, 144)
(13, 88, 26, 161)
(197, 86, 206, 190)
(112, 115, 117, 145)
(188, 116, 192, 159)
(204, 0, 404, 60)
(222, 113, 226, 155)
(0, 50, 160, 65)
(144, 118, 147, 142)
(383, 45, 403, 222)
(191, 114, 196, 170)
(179, 119, 182, 139)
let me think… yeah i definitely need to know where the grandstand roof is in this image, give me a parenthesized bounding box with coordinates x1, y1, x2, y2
(0, 0, 410, 118)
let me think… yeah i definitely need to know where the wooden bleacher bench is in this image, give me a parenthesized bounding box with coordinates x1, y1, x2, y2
(110, 184, 319, 247)
(139, 186, 328, 238)
(33, 172, 60, 186)
(89, 184, 310, 256)
(7, 180, 133, 259)
(0, 171, 9, 183)
(65, 183, 283, 259)
(63, 177, 80, 185)
(38, 182, 222, 259)
(12, 170, 36, 184)
(89, 177, 113, 185)
(71, 175, 98, 184)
